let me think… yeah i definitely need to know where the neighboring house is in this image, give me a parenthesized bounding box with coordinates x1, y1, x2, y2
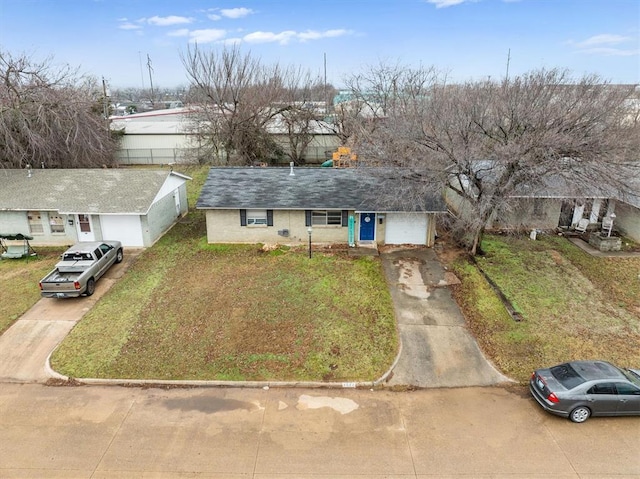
(0, 168, 190, 247)
(445, 168, 640, 242)
(196, 166, 447, 247)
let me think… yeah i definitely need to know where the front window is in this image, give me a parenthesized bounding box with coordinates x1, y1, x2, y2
(28, 211, 44, 235)
(49, 214, 65, 233)
(247, 209, 267, 226)
(312, 210, 342, 226)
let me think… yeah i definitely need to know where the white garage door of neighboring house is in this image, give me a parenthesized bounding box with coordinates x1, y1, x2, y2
(100, 215, 144, 247)
(385, 213, 428, 245)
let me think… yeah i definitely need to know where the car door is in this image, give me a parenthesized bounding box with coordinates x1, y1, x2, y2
(614, 382, 640, 414)
(585, 382, 619, 416)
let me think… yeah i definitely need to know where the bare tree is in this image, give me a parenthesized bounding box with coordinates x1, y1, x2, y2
(182, 45, 338, 165)
(350, 65, 639, 255)
(0, 50, 119, 169)
(276, 71, 329, 164)
(182, 45, 295, 165)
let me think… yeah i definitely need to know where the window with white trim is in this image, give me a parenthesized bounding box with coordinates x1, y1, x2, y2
(247, 209, 268, 226)
(49, 214, 65, 233)
(312, 210, 342, 226)
(28, 211, 44, 234)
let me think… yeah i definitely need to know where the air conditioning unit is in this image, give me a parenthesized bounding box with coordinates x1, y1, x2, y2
(277, 229, 289, 237)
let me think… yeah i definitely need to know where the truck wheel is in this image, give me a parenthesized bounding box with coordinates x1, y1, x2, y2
(115, 248, 123, 264)
(86, 278, 96, 296)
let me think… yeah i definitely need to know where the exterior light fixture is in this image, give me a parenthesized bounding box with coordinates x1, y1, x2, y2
(307, 226, 312, 258)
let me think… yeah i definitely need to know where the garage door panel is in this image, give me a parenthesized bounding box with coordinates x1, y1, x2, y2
(385, 213, 428, 245)
(100, 215, 144, 247)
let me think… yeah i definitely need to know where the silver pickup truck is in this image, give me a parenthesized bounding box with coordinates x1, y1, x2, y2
(39, 241, 123, 298)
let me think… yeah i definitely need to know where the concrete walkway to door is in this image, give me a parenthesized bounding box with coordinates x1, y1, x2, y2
(380, 247, 510, 388)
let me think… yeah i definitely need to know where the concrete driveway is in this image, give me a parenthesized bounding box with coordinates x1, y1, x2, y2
(381, 248, 509, 388)
(0, 250, 141, 382)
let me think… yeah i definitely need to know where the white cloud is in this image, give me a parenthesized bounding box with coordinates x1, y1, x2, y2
(578, 47, 638, 57)
(220, 8, 254, 19)
(188, 29, 227, 43)
(242, 29, 352, 45)
(298, 29, 351, 41)
(576, 34, 631, 48)
(570, 33, 638, 57)
(426, 0, 471, 8)
(207, 13, 222, 21)
(147, 15, 193, 26)
(168, 29, 190, 37)
(244, 30, 297, 45)
(119, 22, 142, 30)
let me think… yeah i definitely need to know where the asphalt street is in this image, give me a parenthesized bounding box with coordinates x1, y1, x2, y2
(1, 383, 639, 478)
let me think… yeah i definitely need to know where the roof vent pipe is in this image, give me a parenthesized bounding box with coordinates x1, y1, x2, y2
(26, 164, 32, 178)
(289, 162, 295, 176)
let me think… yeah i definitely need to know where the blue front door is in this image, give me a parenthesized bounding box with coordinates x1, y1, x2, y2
(359, 213, 376, 241)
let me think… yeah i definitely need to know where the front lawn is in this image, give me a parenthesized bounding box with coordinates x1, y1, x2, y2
(0, 248, 65, 334)
(50, 225, 398, 382)
(450, 233, 640, 383)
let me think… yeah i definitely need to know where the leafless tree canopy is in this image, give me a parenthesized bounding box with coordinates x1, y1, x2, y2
(349, 65, 640, 254)
(181, 44, 330, 165)
(0, 50, 119, 169)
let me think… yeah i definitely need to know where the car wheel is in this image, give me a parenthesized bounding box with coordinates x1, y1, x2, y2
(570, 406, 591, 423)
(115, 248, 123, 264)
(86, 278, 96, 297)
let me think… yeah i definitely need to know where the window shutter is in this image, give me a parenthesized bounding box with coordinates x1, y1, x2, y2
(341, 210, 348, 227)
(240, 209, 247, 226)
(267, 210, 274, 226)
(305, 210, 311, 227)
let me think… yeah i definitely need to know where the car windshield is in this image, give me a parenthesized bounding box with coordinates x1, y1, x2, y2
(550, 363, 585, 389)
(622, 369, 640, 386)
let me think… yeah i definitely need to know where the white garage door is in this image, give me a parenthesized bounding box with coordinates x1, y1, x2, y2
(385, 213, 428, 245)
(100, 215, 144, 247)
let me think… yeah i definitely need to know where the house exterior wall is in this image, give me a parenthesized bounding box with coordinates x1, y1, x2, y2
(144, 185, 187, 246)
(0, 210, 77, 245)
(490, 198, 563, 230)
(205, 209, 351, 244)
(614, 202, 640, 242)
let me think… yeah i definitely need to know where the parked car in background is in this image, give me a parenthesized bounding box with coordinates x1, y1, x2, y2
(530, 360, 640, 423)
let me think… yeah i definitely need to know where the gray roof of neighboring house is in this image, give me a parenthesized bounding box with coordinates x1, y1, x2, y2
(0, 168, 189, 215)
(196, 167, 447, 212)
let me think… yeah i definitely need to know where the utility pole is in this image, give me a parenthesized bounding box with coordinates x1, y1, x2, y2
(505, 48, 511, 83)
(102, 77, 110, 132)
(147, 54, 155, 106)
(323, 53, 328, 115)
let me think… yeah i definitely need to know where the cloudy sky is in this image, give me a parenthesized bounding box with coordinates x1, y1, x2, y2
(1, 0, 638, 89)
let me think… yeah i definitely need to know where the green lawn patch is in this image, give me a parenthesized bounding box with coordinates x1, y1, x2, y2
(0, 248, 65, 334)
(451, 233, 640, 383)
(51, 218, 398, 381)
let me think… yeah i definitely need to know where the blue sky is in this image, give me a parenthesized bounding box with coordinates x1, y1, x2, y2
(1, 0, 638, 90)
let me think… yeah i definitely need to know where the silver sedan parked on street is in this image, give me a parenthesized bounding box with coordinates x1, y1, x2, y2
(529, 360, 640, 423)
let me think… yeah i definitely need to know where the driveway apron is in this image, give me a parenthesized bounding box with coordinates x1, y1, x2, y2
(381, 248, 509, 388)
(0, 250, 141, 382)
